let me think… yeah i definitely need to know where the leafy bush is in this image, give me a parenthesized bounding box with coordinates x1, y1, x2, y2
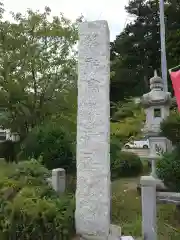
(0, 159, 75, 239)
(111, 117, 144, 144)
(111, 151, 143, 179)
(112, 107, 134, 121)
(111, 100, 145, 121)
(21, 122, 75, 172)
(157, 148, 180, 192)
(160, 111, 180, 145)
(110, 134, 122, 163)
(111, 100, 145, 144)
(8, 159, 51, 186)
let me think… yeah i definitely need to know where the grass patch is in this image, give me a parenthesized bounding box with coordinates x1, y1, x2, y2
(112, 177, 180, 239)
(141, 159, 150, 175)
(0, 159, 17, 177)
(112, 178, 141, 236)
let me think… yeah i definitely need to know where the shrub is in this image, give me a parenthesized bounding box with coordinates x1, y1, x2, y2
(111, 100, 143, 122)
(21, 122, 75, 172)
(0, 159, 75, 239)
(110, 134, 122, 163)
(111, 101, 145, 144)
(160, 111, 180, 146)
(112, 108, 134, 121)
(157, 148, 180, 192)
(0, 192, 75, 240)
(111, 151, 143, 179)
(110, 117, 144, 144)
(8, 159, 51, 186)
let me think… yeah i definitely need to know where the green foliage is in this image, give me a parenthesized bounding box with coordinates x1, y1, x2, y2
(110, 0, 180, 102)
(111, 99, 145, 143)
(9, 159, 50, 181)
(0, 159, 75, 239)
(157, 148, 180, 192)
(110, 135, 143, 179)
(0, 4, 79, 140)
(111, 177, 180, 239)
(111, 99, 141, 121)
(0, 193, 75, 240)
(160, 111, 180, 145)
(111, 121, 139, 143)
(50, 113, 77, 152)
(156, 110, 180, 192)
(110, 136, 143, 179)
(21, 122, 75, 172)
(111, 117, 145, 144)
(111, 151, 143, 179)
(112, 103, 134, 121)
(0, 140, 18, 163)
(110, 135, 122, 167)
(110, 0, 160, 102)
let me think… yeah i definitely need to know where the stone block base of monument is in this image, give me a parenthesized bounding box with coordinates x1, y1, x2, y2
(77, 224, 121, 240)
(76, 224, 137, 240)
(77, 225, 135, 240)
(137, 176, 167, 195)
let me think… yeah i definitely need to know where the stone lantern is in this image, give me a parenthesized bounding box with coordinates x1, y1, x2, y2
(141, 71, 172, 177)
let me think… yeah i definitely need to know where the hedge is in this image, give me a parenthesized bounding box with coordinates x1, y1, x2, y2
(111, 151, 143, 179)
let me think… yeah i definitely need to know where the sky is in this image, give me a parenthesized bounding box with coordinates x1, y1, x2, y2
(2, 0, 130, 41)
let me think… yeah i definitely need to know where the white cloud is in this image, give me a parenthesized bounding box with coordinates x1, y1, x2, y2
(2, 0, 129, 40)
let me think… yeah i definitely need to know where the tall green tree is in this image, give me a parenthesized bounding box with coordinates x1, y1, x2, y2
(0, 4, 79, 140)
(110, 0, 180, 103)
(166, 0, 180, 68)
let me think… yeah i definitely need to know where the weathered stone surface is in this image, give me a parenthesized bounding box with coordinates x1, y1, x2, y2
(52, 168, 66, 193)
(141, 73, 171, 136)
(141, 74, 171, 108)
(141, 176, 157, 240)
(141, 73, 172, 178)
(75, 20, 110, 239)
(109, 225, 121, 237)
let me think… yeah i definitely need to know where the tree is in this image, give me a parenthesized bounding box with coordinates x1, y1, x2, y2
(160, 110, 180, 146)
(110, 0, 160, 102)
(110, 0, 180, 103)
(0, 4, 79, 140)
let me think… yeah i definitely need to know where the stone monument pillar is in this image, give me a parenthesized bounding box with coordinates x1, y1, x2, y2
(141, 71, 172, 177)
(75, 20, 111, 239)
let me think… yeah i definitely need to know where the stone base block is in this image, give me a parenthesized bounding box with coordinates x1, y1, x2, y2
(80, 224, 121, 240)
(137, 176, 168, 195)
(110, 224, 121, 237)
